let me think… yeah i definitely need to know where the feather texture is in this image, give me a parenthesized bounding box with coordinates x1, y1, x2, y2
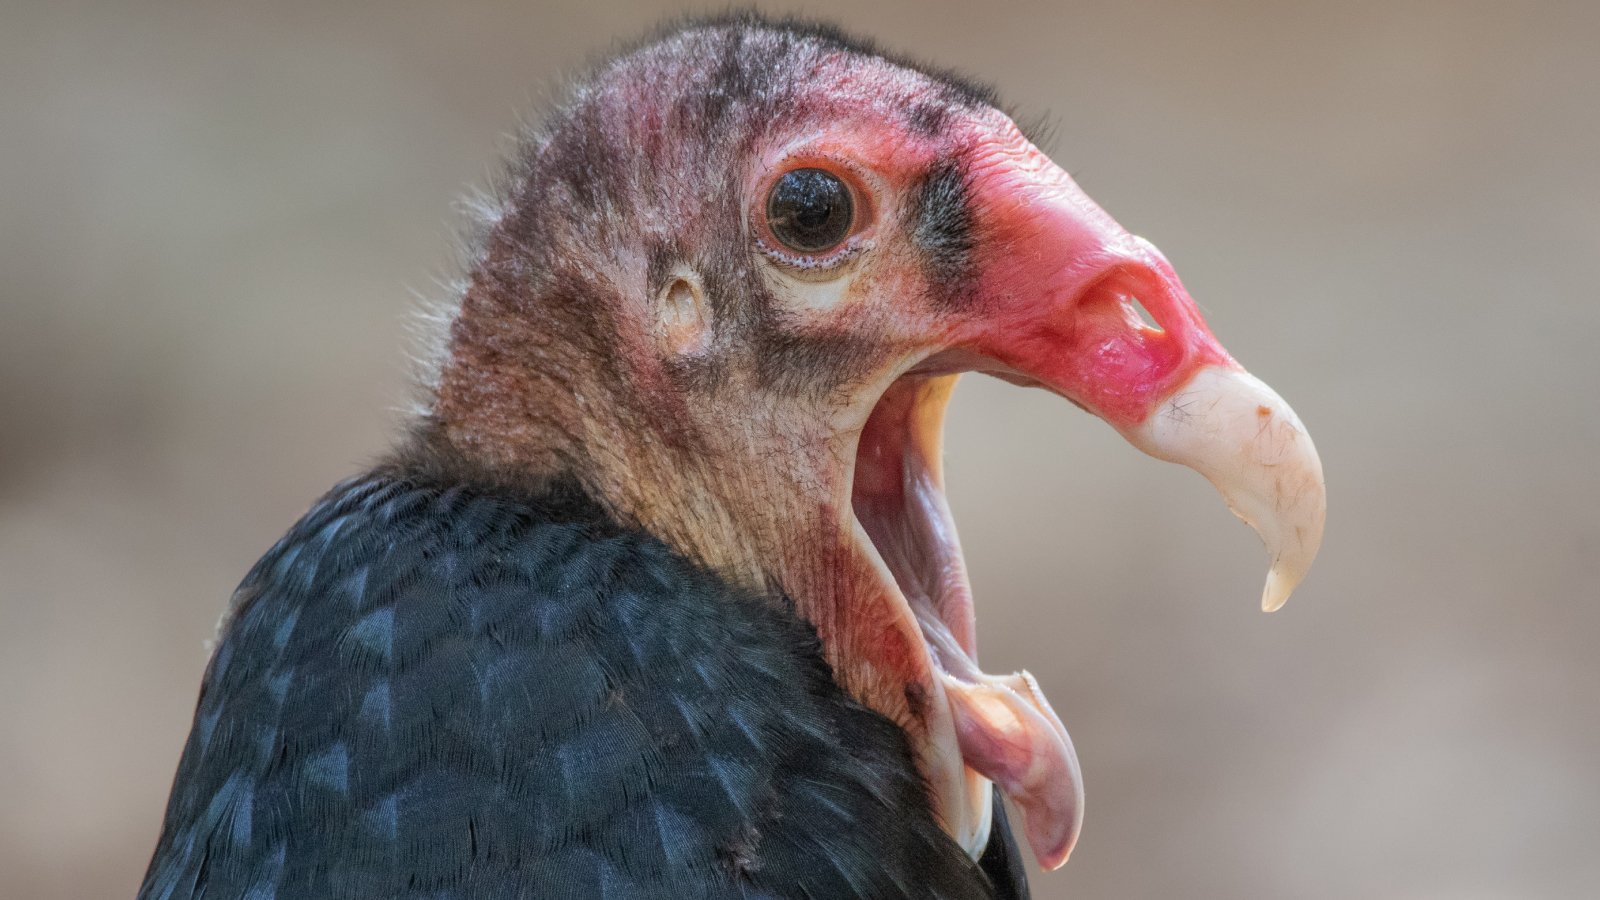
(140, 471, 1023, 898)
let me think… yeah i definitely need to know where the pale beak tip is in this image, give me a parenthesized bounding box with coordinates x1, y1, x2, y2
(1127, 365, 1325, 615)
(1261, 564, 1295, 613)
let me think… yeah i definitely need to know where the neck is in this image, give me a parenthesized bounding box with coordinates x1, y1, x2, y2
(425, 311, 966, 833)
(432, 335, 926, 699)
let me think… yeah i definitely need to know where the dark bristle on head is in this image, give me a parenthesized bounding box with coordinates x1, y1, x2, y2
(909, 157, 978, 307)
(429, 11, 1009, 434)
(634, 10, 999, 110)
(417, 10, 1023, 494)
(465, 10, 1005, 298)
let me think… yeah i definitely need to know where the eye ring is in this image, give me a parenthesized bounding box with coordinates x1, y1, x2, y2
(765, 167, 856, 254)
(750, 155, 878, 274)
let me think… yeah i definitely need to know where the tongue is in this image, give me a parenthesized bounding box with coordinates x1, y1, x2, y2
(941, 669, 1083, 870)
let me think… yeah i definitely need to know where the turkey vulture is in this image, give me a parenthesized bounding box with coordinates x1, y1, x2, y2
(140, 14, 1325, 899)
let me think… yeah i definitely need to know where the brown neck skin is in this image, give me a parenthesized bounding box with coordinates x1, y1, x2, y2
(424, 282, 935, 736)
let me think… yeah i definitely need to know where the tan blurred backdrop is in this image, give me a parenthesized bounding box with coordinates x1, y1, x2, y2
(3, 1, 1598, 898)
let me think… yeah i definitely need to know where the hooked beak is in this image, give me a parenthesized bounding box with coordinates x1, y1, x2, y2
(912, 126, 1326, 869)
(1126, 365, 1325, 612)
(960, 132, 1326, 612)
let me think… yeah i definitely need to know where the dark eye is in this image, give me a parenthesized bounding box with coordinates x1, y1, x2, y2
(766, 168, 854, 253)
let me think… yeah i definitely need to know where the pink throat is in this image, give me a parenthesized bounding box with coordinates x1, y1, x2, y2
(850, 374, 1085, 869)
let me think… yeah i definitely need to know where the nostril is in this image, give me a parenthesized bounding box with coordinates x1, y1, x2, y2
(1123, 294, 1164, 333)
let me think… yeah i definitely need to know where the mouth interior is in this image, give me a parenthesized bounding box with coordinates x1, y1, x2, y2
(848, 370, 1085, 870)
(850, 373, 979, 683)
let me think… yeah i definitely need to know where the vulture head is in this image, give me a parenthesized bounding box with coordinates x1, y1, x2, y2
(419, 16, 1325, 872)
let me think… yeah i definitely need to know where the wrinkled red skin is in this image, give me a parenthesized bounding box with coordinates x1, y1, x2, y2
(952, 118, 1233, 430)
(745, 96, 1232, 431)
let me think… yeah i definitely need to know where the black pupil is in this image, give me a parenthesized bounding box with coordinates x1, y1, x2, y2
(766, 168, 853, 253)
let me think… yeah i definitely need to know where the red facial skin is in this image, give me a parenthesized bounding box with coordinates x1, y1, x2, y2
(749, 100, 1233, 432)
(951, 118, 1235, 430)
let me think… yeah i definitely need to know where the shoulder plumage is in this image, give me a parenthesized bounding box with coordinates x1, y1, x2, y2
(142, 469, 999, 899)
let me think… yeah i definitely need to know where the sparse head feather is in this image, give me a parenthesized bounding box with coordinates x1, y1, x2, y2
(409, 14, 1004, 409)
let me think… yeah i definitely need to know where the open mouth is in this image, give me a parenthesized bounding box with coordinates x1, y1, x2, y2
(849, 371, 1084, 869)
(851, 375, 973, 680)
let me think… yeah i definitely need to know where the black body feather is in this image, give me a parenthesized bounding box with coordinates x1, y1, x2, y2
(140, 471, 1026, 898)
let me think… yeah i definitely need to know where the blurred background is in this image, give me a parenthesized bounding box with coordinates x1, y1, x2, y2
(3, 1, 1597, 897)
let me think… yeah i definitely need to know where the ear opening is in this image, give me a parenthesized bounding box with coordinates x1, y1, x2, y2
(655, 268, 712, 356)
